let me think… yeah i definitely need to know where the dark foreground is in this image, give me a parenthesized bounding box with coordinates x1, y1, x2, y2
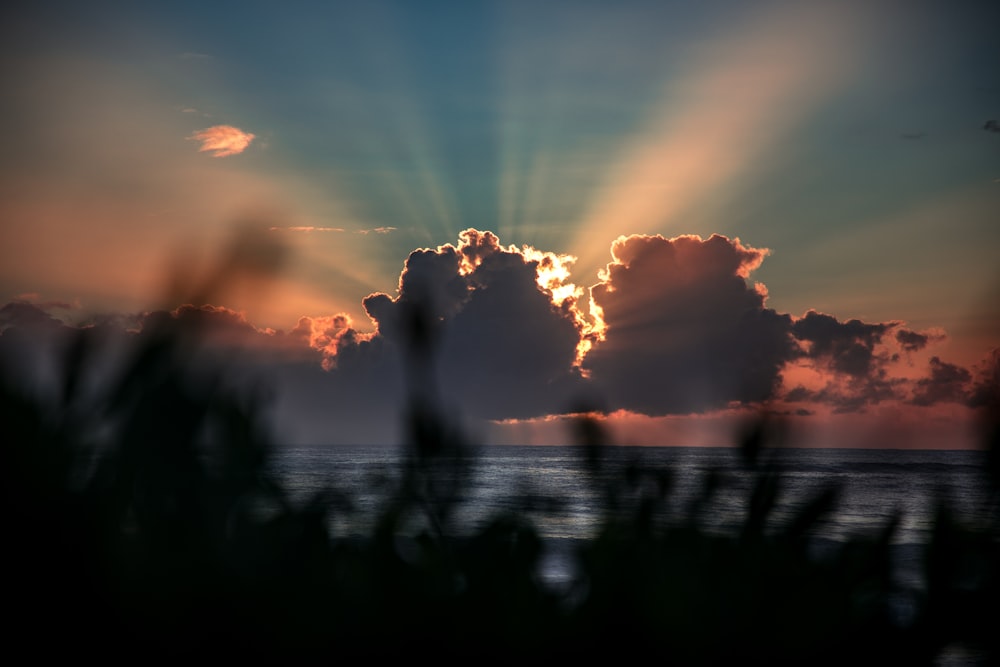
(3, 313, 999, 664)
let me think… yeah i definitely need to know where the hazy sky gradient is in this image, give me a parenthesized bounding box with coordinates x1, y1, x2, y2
(1, 0, 997, 446)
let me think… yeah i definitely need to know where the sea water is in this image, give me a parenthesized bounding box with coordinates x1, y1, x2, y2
(270, 444, 997, 664)
(269, 444, 994, 596)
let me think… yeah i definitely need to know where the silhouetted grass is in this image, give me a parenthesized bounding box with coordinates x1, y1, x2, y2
(3, 292, 999, 662)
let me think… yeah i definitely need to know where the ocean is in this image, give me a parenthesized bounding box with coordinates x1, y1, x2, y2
(270, 444, 995, 598)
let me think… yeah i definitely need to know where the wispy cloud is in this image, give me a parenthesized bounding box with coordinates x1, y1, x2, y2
(269, 226, 346, 233)
(188, 125, 256, 157)
(267, 226, 396, 235)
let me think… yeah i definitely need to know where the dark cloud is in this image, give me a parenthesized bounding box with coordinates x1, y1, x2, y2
(985, 120, 1000, 133)
(582, 234, 795, 414)
(0, 301, 68, 331)
(799, 375, 905, 414)
(792, 311, 896, 378)
(896, 328, 930, 352)
(784, 313, 949, 411)
(911, 357, 973, 406)
(358, 229, 586, 420)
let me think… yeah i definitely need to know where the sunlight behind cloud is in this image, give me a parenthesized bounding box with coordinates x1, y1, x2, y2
(567, 3, 863, 278)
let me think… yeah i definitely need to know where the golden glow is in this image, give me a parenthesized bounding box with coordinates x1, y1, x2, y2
(187, 125, 256, 157)
(565, 3, 861, 277)
(294, 313, 375, 370)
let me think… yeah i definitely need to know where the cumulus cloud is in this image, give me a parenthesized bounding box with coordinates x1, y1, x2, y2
(188, 125, 256, 157)
(358, 229, 587, 419)
(582, 233, 795, 414)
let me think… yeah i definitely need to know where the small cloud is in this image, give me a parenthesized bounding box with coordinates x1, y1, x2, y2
(984, 120, 1000, 133)
(188, 125, 256, 157)
(179, 52, 212, 61)
(899, 132, 925, 140)
(355, 227, 398, 235)
(269, 226, 346, 233)
(896, 328, 930, 352)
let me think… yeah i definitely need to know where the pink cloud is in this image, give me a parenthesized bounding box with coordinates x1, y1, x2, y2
(187, 125, 256, 157)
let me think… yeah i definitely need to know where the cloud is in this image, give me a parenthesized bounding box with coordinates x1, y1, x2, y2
(791, 311, 897, 378)
(896, 328, 930, 352)
(2, 229, 987, 445)
(582, 233, 795, 414)
(359, 229, 587, 419)
(188, 125, 256, 157)
(356, 227, 397, 235)
(911, 356, 973, 407)
(784, 312, 913, 412)
(291, 313, 374, 371)
(0, 300, 68, 332)
(269, 226, 346, 233)
(267, 226, 397, 235)
(984, 120, 1000, 133)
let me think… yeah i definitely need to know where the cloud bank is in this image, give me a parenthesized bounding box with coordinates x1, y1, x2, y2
(3, 230, 994, 445)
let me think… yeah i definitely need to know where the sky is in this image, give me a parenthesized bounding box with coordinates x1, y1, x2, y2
(1, 0, 998, 448)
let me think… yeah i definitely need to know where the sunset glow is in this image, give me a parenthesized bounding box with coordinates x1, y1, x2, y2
(1, 0, 997, 447)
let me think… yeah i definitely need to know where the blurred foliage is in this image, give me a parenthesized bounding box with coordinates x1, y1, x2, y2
(3, 295, 999, 662)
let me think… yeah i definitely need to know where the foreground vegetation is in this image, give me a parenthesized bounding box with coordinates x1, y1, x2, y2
(3, 302, 998, 664)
